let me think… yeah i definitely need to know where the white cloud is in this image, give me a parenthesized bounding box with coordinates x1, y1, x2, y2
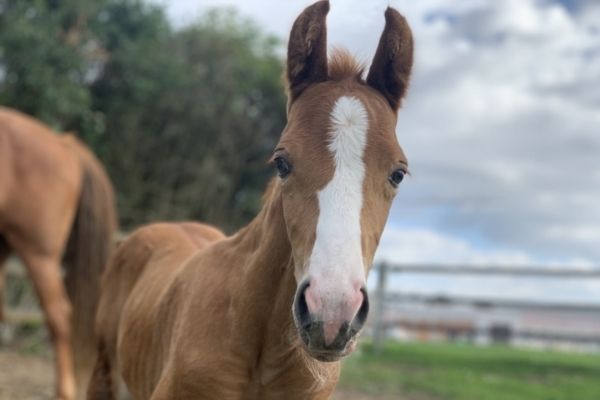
(375, 225, 593, 266)
(156, 1, 600, 265)
(394, 0, 600, 262)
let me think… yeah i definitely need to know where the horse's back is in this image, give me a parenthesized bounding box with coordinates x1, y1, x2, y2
(0, 107, 76, 173)
(96, 222, 225, 350)
(94, 222, 225, 398)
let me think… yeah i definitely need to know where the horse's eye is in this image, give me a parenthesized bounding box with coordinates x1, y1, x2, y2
(389, 169, 405, 188)
(274, 156, 292, 178)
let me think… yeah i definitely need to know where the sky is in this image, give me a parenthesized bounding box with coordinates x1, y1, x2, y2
(152, 0, 600, 302)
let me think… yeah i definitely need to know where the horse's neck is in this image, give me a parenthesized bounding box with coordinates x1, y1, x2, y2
(236, 180, 292, 278)
(226, 181, 328, 382)
(229, 180, 295, 335)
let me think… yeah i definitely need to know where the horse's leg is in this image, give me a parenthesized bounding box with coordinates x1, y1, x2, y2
(21, 252, 76, 400)
(87, 339, 115, 400)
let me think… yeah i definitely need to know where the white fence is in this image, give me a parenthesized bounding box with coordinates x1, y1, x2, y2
(371, 263, 600, 352)
(6, 259, 600, 351)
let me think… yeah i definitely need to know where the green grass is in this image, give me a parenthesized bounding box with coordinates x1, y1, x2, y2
(338, 341, 600, 400)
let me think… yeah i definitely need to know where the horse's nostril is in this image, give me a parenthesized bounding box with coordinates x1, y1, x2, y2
(350, 287, 369, 335)
(293, 280, 312, 330)
(294, 282, 368, 352)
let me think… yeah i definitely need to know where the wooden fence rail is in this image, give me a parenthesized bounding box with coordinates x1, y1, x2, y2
(384, 263, 600, 277)
(371, 262, 600, 353)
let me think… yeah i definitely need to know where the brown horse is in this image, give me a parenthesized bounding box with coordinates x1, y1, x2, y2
(0, 107, 117, 400)
(88, 1, 413, 399)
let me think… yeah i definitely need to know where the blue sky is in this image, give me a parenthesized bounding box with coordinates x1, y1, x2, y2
(153, 0, 600, 302)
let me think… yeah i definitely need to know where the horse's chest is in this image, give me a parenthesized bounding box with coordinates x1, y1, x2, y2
(174, 359, 335, 400)
(243, 366, 285, 399)
(242, 375, 319, 400)
(242, 361, 337, 400)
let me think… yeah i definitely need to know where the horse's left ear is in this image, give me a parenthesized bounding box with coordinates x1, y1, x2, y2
(366, 8, 414, 111)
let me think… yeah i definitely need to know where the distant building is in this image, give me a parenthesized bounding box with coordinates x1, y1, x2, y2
(373, 301, 600, 352)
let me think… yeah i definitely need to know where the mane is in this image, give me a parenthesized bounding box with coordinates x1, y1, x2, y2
(282, 48, 366, 101)
(328, 48, 365, 82)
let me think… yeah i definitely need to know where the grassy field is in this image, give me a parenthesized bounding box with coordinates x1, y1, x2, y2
(338, 341, 600, 400)
(2, 339, 600, 399)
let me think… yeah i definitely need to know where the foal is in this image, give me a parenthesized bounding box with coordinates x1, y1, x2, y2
(88, 1, 413, 399)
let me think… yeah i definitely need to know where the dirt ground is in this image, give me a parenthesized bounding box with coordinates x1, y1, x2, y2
(0, 349, 394, 400)
(0, 350, 53, 400)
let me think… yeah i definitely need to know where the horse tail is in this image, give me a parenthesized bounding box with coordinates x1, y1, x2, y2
(62, 135, 118, 392)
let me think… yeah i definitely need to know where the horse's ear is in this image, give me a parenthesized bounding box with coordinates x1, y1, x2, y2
(366, 8, 414, 111)
(286, 0, 330, 103)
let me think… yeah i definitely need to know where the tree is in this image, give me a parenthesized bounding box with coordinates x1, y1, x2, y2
(0, 0, 103, 133)
(0, 0, 287, 231)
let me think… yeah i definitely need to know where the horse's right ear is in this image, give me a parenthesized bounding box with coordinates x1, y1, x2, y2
(286, 0, 330, 103)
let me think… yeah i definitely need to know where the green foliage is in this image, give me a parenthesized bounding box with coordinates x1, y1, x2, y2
(339, 341, 600, 400)
(0, 0, 100, 131)
(0, 0, 286, 230)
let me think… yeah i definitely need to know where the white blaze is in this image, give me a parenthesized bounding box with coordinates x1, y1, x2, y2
(307, 96, 369, 315)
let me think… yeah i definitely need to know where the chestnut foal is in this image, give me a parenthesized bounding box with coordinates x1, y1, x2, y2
(88, 1, 413, 399)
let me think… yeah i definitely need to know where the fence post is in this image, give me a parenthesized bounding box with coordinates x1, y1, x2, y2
(372, 262, 388, 354)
